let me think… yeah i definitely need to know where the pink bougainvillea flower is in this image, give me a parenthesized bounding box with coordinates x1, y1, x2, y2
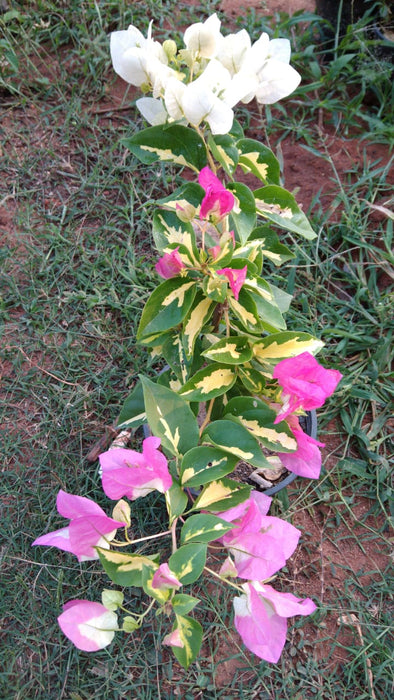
(273, 352, 342, 422)
(217, 265, 247, 301)
(219, 496, 300, 580)
(233, 582, 316, 663)
(278, 415, 325, 479)
(151, 563, 182, 591)
(163, 628, 184, 648)
(32, 491, 125, 562)
(99, 436, 172, 501)
(155, 247, 185, 279)
(199, 166, 235, 222)
(58, 600, 118, 652)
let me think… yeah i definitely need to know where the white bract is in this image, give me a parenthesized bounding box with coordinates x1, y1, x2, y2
(110, 14, 301, 130)
(183, 13, 223, 58)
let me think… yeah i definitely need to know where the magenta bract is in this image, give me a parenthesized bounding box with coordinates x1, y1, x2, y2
(273, 351, 342, 422)
(32, 491, 125, 562)
(217, 265, 247, 301)
(199, 166, 235, 222)
(155, 247, 185, 279)
(99, 436, 172, 500)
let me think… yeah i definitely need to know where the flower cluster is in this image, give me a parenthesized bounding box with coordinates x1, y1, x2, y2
(111, 14, 301, 134)
(33, 13, 344, 671)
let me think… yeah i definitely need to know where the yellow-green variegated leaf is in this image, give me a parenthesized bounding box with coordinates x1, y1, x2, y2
(190, 477, 251, 512)
(169, 543, 207, 585)
(179, 364, 236, 401)
(201, 420, 271, 468)
(171, 615, 203, 670)
(180, 446, 238, 487)
(228, 289, 262, 334)
(202, 336, 253, 365)
(96, 548, 159, 587)
(122, 125, 207, 172)
(117, 380, 146, 430)
(140, 375, 199, 456)
(237, 139, 280, 185)
(208, 134, 239, 176)
(245, 279, 286, 331)
(253, 332, 324, 364)
(180, 514, 234, 544)
(182, 293, 215, 359)
(254, 185, 316, 240)
(223, 397, 297, 453)
(137, 278, 197, 342)
(238, 367, 267, 393)
(152, 209, 199, 263)
(248, 226, 295, 266)
(227, 182, 256, 244)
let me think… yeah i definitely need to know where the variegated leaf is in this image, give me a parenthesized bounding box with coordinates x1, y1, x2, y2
(169, 543, 207, 585)
(227, 182, 256, 244)
(228, 289, 262, 334)
(96, 548, 159, 587)
(137, 278, 197, 342)
(201, 420, 272, 468)
(202, 336, 253, 365)
(208, 134, 239, 176)
(190, 477, 251, 512)
(245, 279, 286, 331)
(122, 125, 207, 172)
(237, 139, 280, 185)
(248, 226, 295, 266)
(140, 375, 199, 456)
(182, 292, 216, 359)
(238, 366, 267, 393)
(180, 514, 234, 544)
(223, 397, 297, 452)
(152, 209, 199, 263)
(180, 446, 238, 487)
(179, 364, 236, 401)
(254, 185, 316, 240)
(117, 380, 146, 430)
(171, 615, 203, 670)
(253, 332, 325, 364)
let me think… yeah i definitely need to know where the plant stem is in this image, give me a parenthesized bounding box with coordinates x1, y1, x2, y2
(199, 398, 215, 436)
(112, 530, 171, 547)
(204, 566, 244, 592)
(171, 518, 178, 552)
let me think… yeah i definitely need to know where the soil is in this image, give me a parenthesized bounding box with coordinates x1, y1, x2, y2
(1, 0, 392, 692)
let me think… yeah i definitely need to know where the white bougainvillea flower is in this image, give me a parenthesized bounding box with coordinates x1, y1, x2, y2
(164, 77, 187, 122)
(255, 58, 301, 104)
(58, 600, 118, 652)
(215, 29, 251, 75)
(183, 13, 223, 58)
(136, 97, 168, 125)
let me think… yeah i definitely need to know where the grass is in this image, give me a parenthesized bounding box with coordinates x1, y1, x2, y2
(1, 1, 393, 698)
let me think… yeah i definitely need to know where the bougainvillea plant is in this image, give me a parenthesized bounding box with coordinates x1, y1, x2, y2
(33, 14, 342, 668)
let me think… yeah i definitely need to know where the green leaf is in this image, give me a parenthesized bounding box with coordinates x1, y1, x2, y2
(96, 548, 158, 587)
(116, 380, 146, 429)
(157, 182, 204, 210)
(171, 594, 200, 616)
(137, 277, 197, 342)
(140, 375, 199, 456)
(237, 138, 280, 185)
(122, 125, 207, 171)
(166, 481, 188, 523)
(171, 615, 203, 669)
(169, 543, 207, 585)
(202, 336, 253, 365)
(180, 446, 238, 487)
(202, 420, 271, 468)
(191, 478, 251, 512)
(180, 514, 234, 544)
(122, 616, 140, 632)
(254, 185, 316, 240)
(179, 364, 237, 401)
(252, 331, 324, 364)
(227, 182, 256, 244)
(208, 134, 239, 176)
